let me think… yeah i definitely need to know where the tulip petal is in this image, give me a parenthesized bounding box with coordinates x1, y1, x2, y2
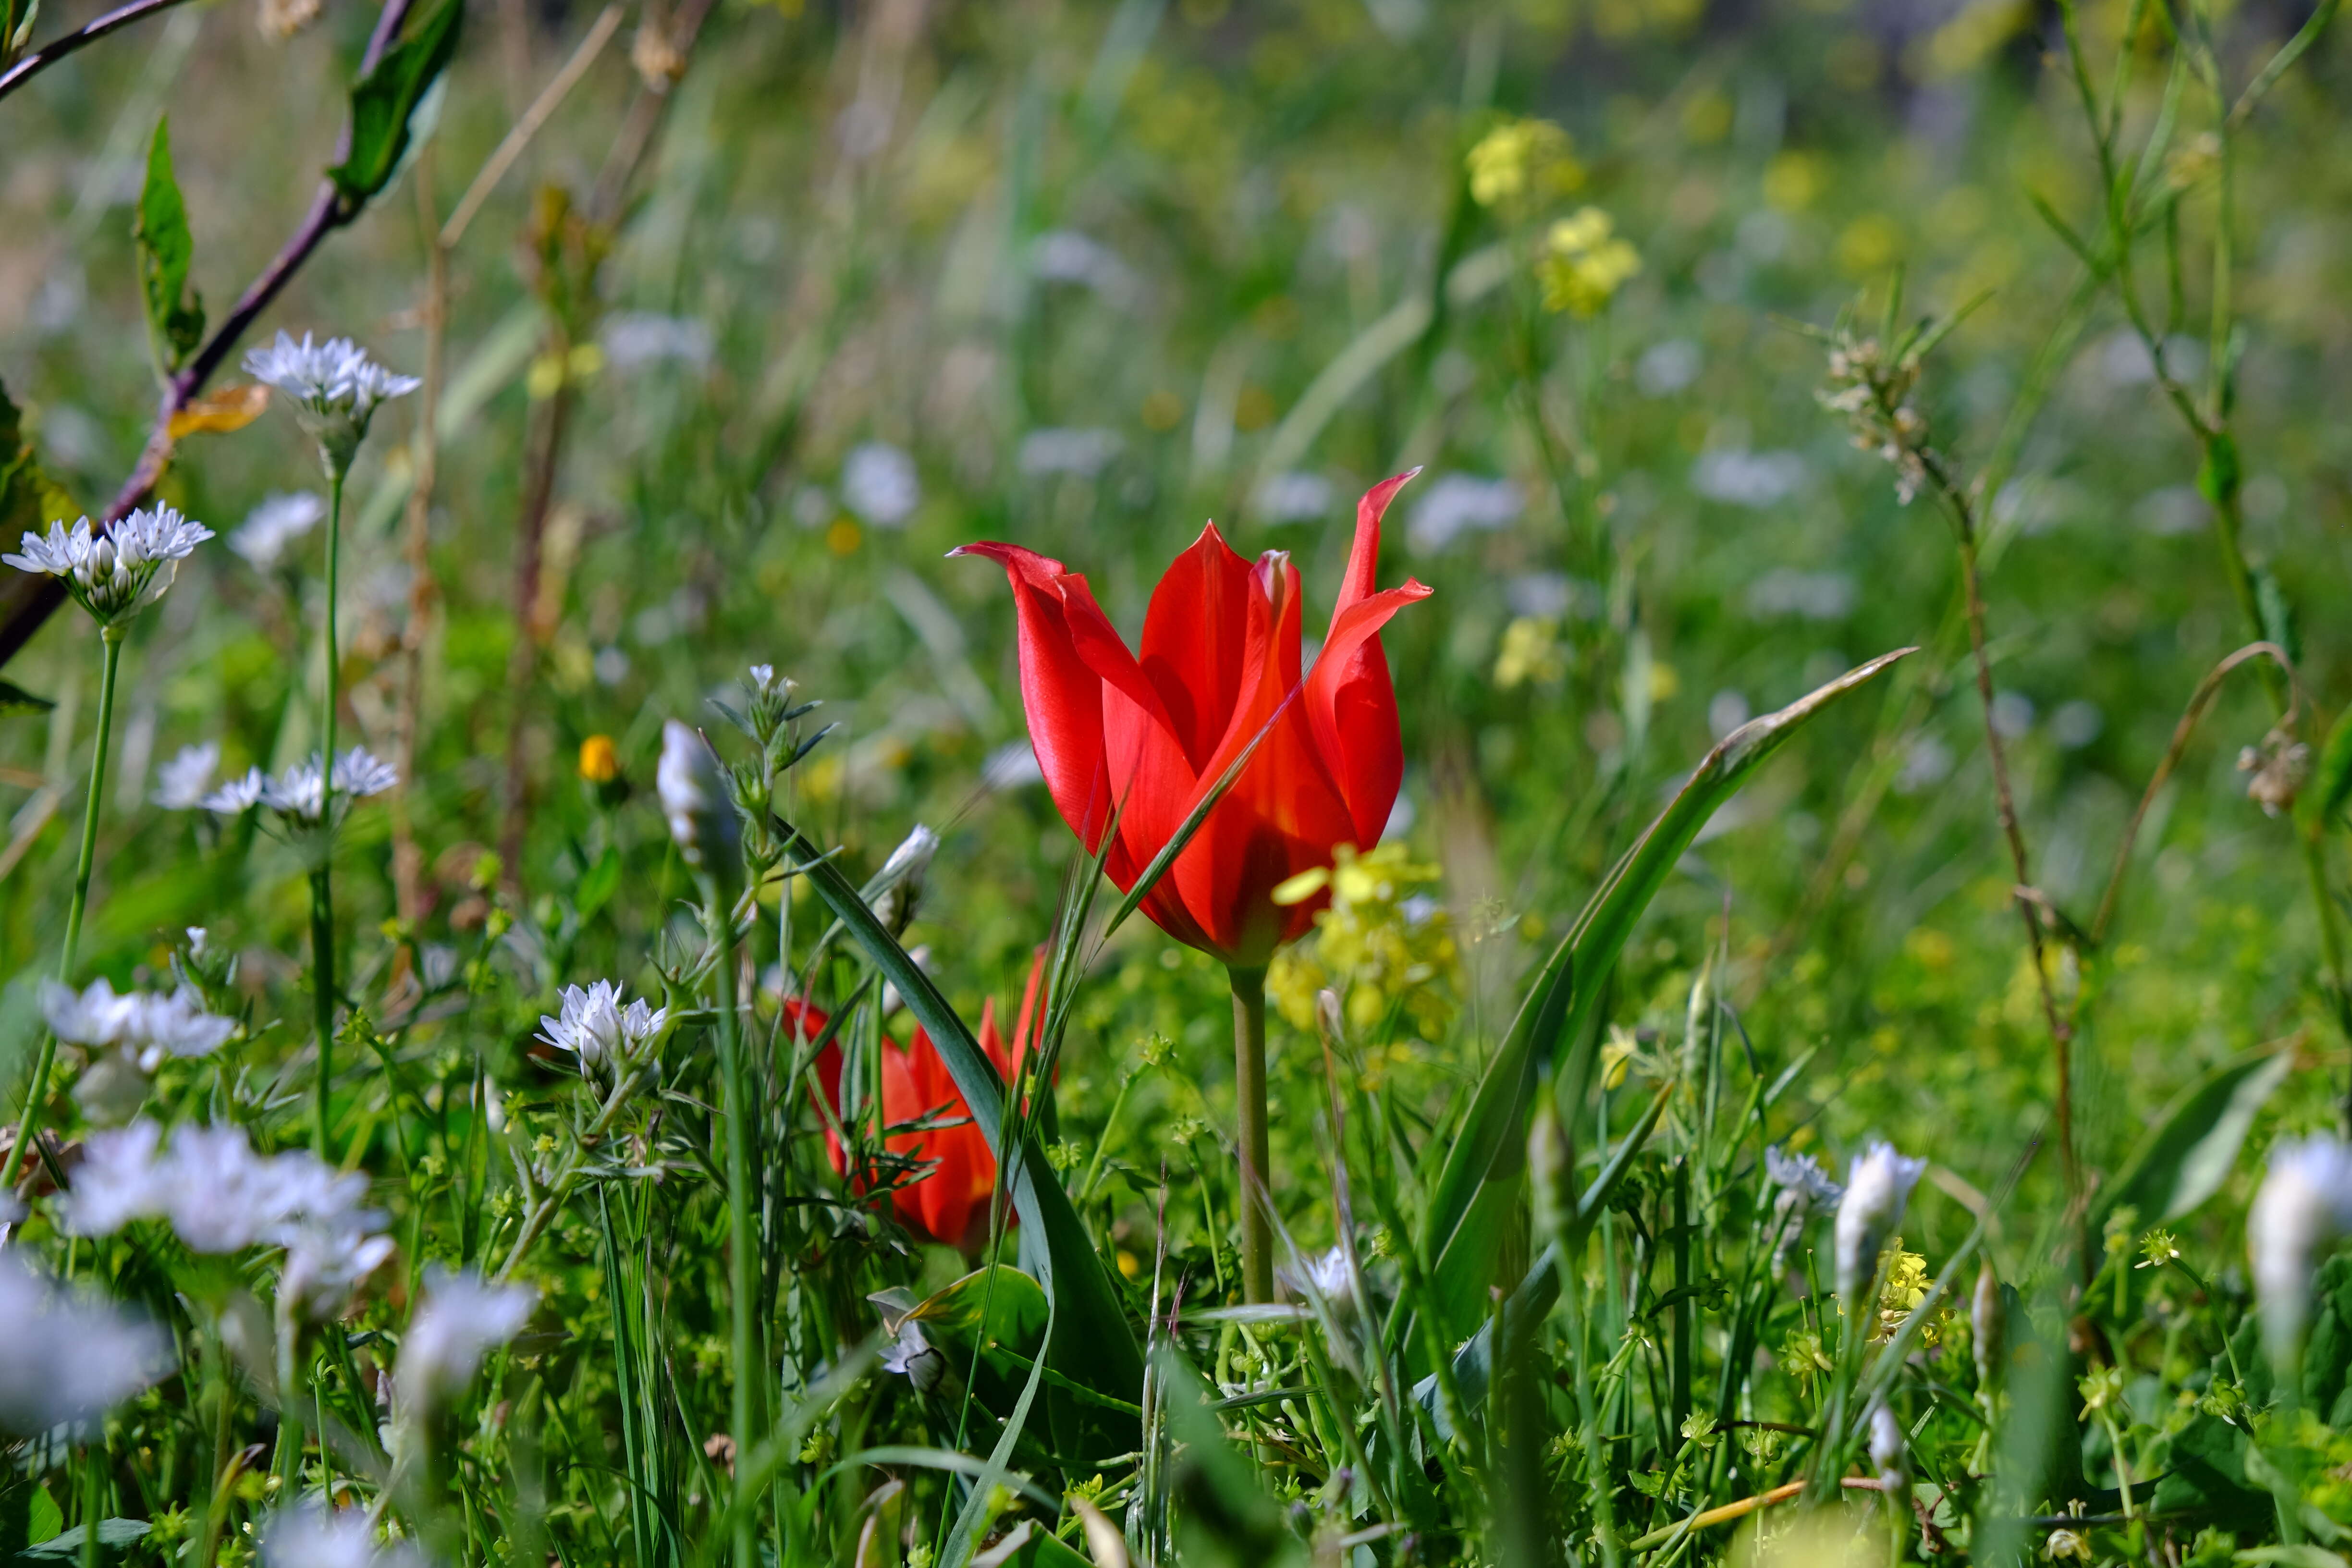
(1307, 577, 1433, 849)
(1140, 523, 1257, 771)
(1334, 469, 1419, 616)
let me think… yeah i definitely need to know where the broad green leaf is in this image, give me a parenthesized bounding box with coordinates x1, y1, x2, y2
(2301, 704, 2352, 835)
(1415, 648, 1913, 1345)
(0, 679, 52, 716)
(135, 116, 204, 375)
(773, 813, 1141, 1463)
(23, 1519, 150, 1558)
(328, 0, 464, 205)
(971, 1520, 1094, 1568)
(576, 844, 622, 920)
(904, 1264, 1051, 1414)
(1154, 1346, 1303, 1568)
(2092, 1044, 2292, 1232)
(26, 1483, 61, 1545)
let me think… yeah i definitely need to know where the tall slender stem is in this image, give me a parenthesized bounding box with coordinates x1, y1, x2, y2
(1228, 965, 1273, 1303)
(709, 888, 757, 1568)
(311, 467, 345, 1161)
(1, 625, 122, 1191)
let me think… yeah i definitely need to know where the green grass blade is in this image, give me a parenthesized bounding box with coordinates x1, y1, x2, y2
(1415, 648, 1914, 1344)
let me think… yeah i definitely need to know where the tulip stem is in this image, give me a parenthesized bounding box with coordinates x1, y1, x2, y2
(1229, 965, 1273, 1303)
(2, 623, 121, 1193)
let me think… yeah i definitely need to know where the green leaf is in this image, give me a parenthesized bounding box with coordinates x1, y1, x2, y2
(1413, 648, 1914, 1346)
(2091, 1043, 2292, 1233)
(773, 812, 1141, 1462)
(902, 1264, 1052, 1416)
(2197, 430, 2242, 506)
(25, 1485, 61, 1547)
(1154, 1346, 1302, 1568)
(575, 845, 622, 920)
(2303, 705, 2352, 836)
(970, 1521, 1094, 1568)
(0, 680, 52, 717)
(22, 1520, 149, 1559)
(135, 116, 204, 375)
(327, 0, 464, 205)
(2253, 566, 2301, 668)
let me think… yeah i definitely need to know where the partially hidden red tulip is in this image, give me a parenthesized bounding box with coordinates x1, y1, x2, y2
(795, 952, 1049, 1252)
(953, 473, 1432, 968)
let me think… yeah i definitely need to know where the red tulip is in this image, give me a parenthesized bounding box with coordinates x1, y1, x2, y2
(796, 953, 1048, 1252)
(954, 473, 1432, 968)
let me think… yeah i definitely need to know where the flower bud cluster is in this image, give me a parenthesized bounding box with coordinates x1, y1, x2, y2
(1818, 332, 1932, 505)
(242, 331, 419, 478)
(4, 505, 215, 629)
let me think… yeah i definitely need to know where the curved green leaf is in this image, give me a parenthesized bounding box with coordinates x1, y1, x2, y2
(2093, 1043, 2292, 1232)
(135, 117, 204, 374)
(774, 813, 1142, 1464)
(1415, 648, 1913, 1344)
(328, 0, 463, 205)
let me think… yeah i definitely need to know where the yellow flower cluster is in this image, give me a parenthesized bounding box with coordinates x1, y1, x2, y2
(1267, 842, 1461, 1042)
(1494, 615, 1568, 689)
(1537, 208, 1642, 317)
(1465, 118, 1585, 209)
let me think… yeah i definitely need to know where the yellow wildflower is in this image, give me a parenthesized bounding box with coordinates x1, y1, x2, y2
(1536, 208, 1641, 316)
(1494, 615, 1568, 689)
(1268, 842, 1461, 1043)
(1465, 118, 1584, 209)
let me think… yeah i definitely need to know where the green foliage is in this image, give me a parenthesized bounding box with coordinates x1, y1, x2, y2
(327, 0, 462, 206)
(134, 117, 203, 377)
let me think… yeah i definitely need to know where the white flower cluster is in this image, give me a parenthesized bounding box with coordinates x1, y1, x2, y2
(259, 1506, 429, 1568)
(2249, 1135, 2352, 1372)
(536, 980, 667, 1076)
(0, 1252, 171, 1436)
(63, 1120, 392, 1319)
(1833, 1140, 1927, 1299)
(244, 331, 419, 474)
(230, 492, 326, 572)
(154, 741, 221, 809)
(42, 976, 236, 1065)
(394, 1268, 537, 1412)
(196, 747, 398, 821)
(4, 505, 214, 627)
(1765, 1145, 1844, 1227)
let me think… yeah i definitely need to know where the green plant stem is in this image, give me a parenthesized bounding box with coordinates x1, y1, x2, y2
(1, 624, 122, 1193)
(311, 467, 345, 1162)
(1228, 965, 1273, 1303)
(709, 884, 758, 1568)
(82, 1433, 103, 1568)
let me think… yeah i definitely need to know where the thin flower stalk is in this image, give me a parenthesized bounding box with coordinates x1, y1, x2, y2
(1, 624, 123, 1191)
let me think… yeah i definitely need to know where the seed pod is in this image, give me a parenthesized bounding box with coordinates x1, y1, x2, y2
(657, 720, 742, 887)
(1529, 1090, 1575, 1250)
(1972, 1259, 2005, 1395)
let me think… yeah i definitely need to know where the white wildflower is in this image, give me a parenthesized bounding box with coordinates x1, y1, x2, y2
(536, 980, 667, 1074)
(1278, 1245, 1352, 1304)
(1252, 471, 1335, 524)
(656, 720, 740, 881)
(869, 822, 940, 933)
(199, 766, 270, 814)
(1867, 1399, 1905, 1487)
(153, 741, 221, 809)
(1017, 428, 1122, 479)
(259, 1504, 429, 1568)
(39, 976, 140, 1045)
(230, 492, 325, 571)
(1834, 1140, 1927, 1299)
(244, 331, 419, 475)
(1765, 1144, 1844, 1232)
(331, 747, 399, 798)
(0, 1252, 172, 1436)
(4, 505, 214, 626)
(279, 1222, 398, 1322)
(260, 748, 397, 821)
(60, 1119, 172, 1236)
(62, 1120, 379, 1263)
(395, 1269, 537, 1412)
(2248, 1135, 2352, 1374)
(840, 441, 920, 527)
(1404, 473, 1521, 555)
(133, 986, 239, 1064)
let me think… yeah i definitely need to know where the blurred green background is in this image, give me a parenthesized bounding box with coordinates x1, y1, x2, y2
(2, 0, 2347, 1254)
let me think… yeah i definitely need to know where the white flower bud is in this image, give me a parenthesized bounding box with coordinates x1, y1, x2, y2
(2248, 1135, 2352, 1376)
(1972, 1260, 2005, 1394)
(658, 719, 741, 883)
(1866, 1399, 1905, 1483)
(1834, 1140, 1926, 1300)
